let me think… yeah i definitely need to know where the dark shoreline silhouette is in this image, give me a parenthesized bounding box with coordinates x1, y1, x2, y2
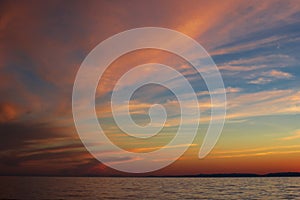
(1, 172, 300, 178)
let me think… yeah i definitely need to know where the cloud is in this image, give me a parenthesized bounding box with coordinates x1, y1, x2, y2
(212, 35, 285, 56)
(226, 89, 300, 119)
(0, 102, 21, 122)
(194, 89, 300, 122)
(248, 77, 273, 84)
(0, 120, 96, 175)
(98, 88, 300, 127)
(263, 70, 293, 79)
(0, 121, 64, 151)
(212, 150, 300, 159)
(218, 54, 297, 72)
(248, 70, 293, 84)
(197, 87, 242, 96)
(0, 119, 85, 166)
(279, 130, 300, 141)
(211, 144, 300, 159)
(131, 143, 197, 153)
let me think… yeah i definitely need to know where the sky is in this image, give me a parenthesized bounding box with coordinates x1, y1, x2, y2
(0, 0, 300, 176)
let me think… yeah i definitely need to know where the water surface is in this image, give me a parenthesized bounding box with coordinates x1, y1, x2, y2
(1, 176, 299, 199)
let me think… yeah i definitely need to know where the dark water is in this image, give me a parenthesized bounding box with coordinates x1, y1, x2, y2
(1, 176, 300, 199)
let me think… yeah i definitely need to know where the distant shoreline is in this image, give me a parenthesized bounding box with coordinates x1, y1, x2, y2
(1, 172, 300, 178)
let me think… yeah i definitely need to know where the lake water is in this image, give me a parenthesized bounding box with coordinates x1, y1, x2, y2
(0, 176, 300, 199)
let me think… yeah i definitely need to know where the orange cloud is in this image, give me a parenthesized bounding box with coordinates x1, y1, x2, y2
(280, 130, 300, 141)
(0, 103, 21, 122)
(263, 70, 293, 79)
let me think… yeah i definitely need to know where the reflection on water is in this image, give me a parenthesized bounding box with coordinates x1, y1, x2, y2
(0, 176, 300, 199)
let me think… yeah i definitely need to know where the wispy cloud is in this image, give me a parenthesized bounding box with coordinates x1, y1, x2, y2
(131, 143, 197, 153)
(197, 87, 242, 96)
(212, 35, 285, 56)
(226, 89, 300, 119)
(279, 130, 300, 141)
(212, 144, 300, 159)
(248, 69, 293, 84)
(263, 70, 293, 79)
(219, 54, 297, 72)
(249, 77, 273, 85)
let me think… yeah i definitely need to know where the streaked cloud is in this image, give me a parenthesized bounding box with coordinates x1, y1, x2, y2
(248, 69, 293, 84)
(279, 130, 300, 141)
(212, 145, 300, 159)
(248, 77, 273, 85)
(226, 89, 300, 119)
(263, 70, 294, 79)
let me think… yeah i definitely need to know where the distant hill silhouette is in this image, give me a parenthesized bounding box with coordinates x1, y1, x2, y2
(2, 172, 300, 177)
(264, 172, 300, 177)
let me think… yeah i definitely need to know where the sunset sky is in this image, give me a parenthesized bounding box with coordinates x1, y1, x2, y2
(1, 0, 300, 176)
